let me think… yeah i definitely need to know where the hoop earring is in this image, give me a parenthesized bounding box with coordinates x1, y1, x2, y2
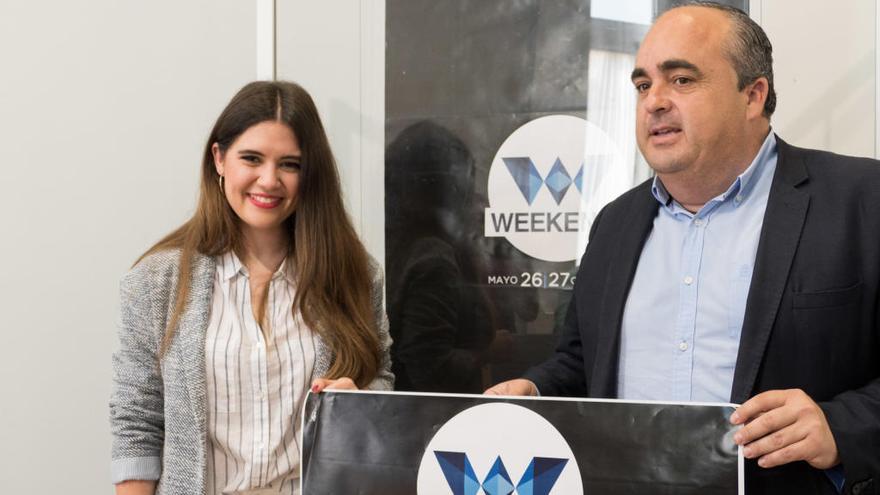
(218, 175, 224, 191)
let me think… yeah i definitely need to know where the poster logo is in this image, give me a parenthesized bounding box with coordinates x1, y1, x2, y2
(485, 115, 619, 262)
(434, 451, 568, 495)
(416, 403, 583, 494)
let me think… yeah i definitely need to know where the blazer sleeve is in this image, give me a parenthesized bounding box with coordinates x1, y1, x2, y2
(108, 261, 165, 483)
(821, 372, 880, 493)
(364, 261, 395, 391)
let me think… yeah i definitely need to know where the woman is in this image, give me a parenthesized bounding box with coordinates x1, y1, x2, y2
(110, 81, 393, 495)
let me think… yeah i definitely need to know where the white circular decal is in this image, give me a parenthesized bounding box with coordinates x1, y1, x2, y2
(416, 402, 583, 495)
(485, 115, 620, 262)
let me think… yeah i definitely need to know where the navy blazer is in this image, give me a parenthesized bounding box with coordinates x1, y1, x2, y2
(525, 136, 880, 495)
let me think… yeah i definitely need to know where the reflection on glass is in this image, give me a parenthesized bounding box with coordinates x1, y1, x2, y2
(386, 122, 509, 393)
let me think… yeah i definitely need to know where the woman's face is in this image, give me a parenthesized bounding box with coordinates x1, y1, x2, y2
(213, 120, 301, 239)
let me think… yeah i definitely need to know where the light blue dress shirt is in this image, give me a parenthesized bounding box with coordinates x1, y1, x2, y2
(618, 132, 777, 403)
(614, 133, 844, 492)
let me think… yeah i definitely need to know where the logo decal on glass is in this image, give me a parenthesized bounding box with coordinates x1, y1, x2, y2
(502, 157, 584, 206)
(484, 115, 620, 263)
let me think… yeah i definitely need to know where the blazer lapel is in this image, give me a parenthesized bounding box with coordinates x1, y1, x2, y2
(177, 254, 215, 434)
(730, 138, 810, 403)
(590, 186, 658, 397)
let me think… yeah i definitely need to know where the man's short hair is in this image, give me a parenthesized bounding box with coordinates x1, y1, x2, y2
(674, 1, 777, 117)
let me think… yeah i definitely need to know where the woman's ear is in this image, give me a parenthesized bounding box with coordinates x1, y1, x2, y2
(212, 143, 224, 176)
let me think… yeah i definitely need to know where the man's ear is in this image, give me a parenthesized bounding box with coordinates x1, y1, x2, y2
(212, 142, 224, 176)
(745, 77, 769, 120)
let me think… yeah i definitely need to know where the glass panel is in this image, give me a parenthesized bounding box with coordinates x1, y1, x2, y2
(385, 0, 747, 393)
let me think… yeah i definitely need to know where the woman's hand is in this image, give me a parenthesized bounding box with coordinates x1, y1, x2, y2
(310, 377, 358, 393)
(115, 480, 157, 495)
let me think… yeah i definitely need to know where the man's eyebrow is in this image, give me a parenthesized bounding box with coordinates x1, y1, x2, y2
(631, 60, 705, 82)
(658, 59, 703, 77)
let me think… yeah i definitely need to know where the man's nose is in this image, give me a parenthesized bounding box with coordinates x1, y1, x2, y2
(643, 84, 671, 114)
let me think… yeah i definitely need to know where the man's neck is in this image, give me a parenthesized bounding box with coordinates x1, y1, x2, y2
(661, 170, 742, 213)
(660, 128, 770, 213)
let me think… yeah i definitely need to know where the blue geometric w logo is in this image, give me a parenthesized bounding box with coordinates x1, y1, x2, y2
(434, 451, 568, 495)
(503, 157, 584, 206)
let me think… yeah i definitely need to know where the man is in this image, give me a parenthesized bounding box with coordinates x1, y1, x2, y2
(486, 3, 880, 494)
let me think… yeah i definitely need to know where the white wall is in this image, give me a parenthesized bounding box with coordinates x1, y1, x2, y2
(0, 1, 876, 493)
(275, 0, 386, 265)
(0, 1, 255, 491)
(755, 0, 877, 157)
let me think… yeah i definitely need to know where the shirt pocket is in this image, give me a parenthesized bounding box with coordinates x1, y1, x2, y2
(728, 262, 752, 339)
(214, 369, 240, 414)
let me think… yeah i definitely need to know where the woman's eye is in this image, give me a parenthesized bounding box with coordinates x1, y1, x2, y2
(241, 155, 261, 164)
(281, 161, 301, 171)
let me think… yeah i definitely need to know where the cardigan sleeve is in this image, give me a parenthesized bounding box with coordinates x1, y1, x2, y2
(109, 259, 166, 483)
(365, 261, 395, 391)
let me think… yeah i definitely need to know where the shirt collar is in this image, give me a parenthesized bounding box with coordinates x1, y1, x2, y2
(276, 257, 296, 285)
(650, 131, 777, 211)
(219, 251, 244, 281)
(219, 250, 294, 284)
(729, 131, 777, 206)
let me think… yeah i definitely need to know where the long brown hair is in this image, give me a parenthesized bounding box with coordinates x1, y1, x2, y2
(138, 81, 381, 387)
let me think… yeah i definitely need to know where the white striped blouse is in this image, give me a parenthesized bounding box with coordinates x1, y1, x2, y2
(205, 251, 316, 495)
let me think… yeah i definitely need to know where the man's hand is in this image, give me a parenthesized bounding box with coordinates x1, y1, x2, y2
(731, 388, 839, 469)
(484, 378, 538, 396)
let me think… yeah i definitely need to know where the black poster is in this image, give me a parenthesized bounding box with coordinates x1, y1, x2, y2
(301, 391, 741, 494)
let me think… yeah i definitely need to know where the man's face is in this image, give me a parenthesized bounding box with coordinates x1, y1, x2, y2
(632, 7, 752, 178)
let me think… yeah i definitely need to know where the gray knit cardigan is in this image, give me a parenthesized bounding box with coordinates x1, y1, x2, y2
(109, 250, 394, 494)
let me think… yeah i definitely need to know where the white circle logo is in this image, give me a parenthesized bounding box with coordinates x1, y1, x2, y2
(416, 402, 583, 495)
(484, 115, 620, 262)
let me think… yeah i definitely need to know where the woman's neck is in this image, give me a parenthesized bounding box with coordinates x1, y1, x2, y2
(240, 227, 288, 275)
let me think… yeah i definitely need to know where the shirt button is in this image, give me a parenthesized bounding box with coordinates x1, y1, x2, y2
(735, 195, 743, 203)
(694, 219, 704, 226)
(683, 276, 694, 285)
(679, 341, 689, 351)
